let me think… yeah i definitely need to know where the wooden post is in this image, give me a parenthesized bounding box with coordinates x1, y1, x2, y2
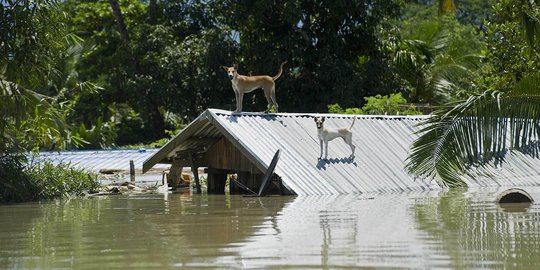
(229, 174, 238, 194)
(129, 160, 135, 183)
(189, 152, 201, 194)
(207, 168, 226, 194)
(161, 170, 166, 185)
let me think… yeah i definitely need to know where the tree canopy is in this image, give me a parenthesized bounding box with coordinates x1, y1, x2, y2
(406, 0, 540, 186)
(58, 0, 405, 146)
(1, 0, 82, 153)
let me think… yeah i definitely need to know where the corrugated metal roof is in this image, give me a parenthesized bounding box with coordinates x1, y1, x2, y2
(144, 109, 540, 195)
(36, 148, 169, 173)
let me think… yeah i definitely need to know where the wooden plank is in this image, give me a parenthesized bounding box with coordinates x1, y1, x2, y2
(204, 137, 262, 173)
(206, 110, 269, 174)
(189, 152, 201, 194)
(129, 160, 135, 183)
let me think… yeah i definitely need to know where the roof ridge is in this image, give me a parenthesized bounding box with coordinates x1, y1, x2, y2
(207, 108, 429, 120)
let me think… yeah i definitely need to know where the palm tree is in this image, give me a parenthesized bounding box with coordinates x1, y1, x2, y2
(392, 18, 482, 105)
(405, 77, 540, 187)
(405, 0, 540, 187)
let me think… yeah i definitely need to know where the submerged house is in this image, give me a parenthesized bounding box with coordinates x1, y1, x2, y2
(143, 109, 540, 195)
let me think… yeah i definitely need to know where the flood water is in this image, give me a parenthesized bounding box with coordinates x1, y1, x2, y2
(1, 187, 540, 269)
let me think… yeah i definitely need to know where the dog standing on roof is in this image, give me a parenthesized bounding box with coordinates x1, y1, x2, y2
(221, 61, 287, 113)
(314, 116, 356, 160)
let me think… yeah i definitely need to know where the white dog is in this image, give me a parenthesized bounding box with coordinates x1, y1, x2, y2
(314, 116, 356, 160)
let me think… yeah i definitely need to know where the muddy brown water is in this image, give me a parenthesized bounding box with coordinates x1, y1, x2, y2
(1, 187, 540, 269)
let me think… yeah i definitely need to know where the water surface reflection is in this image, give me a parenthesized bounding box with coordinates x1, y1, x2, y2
(1, 188, 539, 269)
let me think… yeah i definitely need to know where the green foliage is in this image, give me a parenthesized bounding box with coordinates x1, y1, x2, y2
(0, 0, 80, 153)
(123, 138, 171, 150)
(27, 161, 101, 199)
(362, 93, 414, 115)
(106, 103, 145, 146)
(402, 0, 496, 30)
(388, 13, 484, 104)
(327, 104, 364, 115)
(62, 0, 239, 143)
(455, 0, 496, 29)
(1, 72, 85, 154)
(0, 0, 75, 87)
(0, 155, 37, 203)
(328, 93, 422, 115)
(406, 76, 540, 187)
(1, 81, 43, 153)
(513, 0, 540, 48)
(72, 117, 117, 149)
(405, 1, 540, 188)
(481, 0, 540, 91)
(0, 1, 100, 203)
(328, 104, 350, 114)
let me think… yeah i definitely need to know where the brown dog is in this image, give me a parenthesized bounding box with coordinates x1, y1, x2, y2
(221, 61, 287, 112)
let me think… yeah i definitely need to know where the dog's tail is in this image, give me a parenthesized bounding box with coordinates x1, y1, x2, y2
(349, 116, 357, 130)
(272, 61, 288, 81)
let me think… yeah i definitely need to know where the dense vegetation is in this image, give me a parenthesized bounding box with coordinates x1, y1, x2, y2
(1, 0, 540, 194)
(0, 0, 495, 148)
(1, 0, 100, 202)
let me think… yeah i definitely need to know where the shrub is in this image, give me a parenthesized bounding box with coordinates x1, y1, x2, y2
(0, 155, 38, 203)
(0, 156, 100, 203)
(27, 161, 101, 199)
(328, 93, 423, 115)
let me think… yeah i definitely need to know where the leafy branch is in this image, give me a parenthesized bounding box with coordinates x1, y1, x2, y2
(406, 76, 540, 187)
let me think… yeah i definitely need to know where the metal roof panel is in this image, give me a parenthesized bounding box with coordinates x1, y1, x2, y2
(144, 109, 540, 195)
(37, 149, 168, 173)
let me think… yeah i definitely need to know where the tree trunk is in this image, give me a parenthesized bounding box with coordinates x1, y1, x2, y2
(439, 0, 456, 16)
(108, 0, 165, 141)
(108, 0, 130, 45)
(148, 0, 158, 24)
(147, 99, 166, 139)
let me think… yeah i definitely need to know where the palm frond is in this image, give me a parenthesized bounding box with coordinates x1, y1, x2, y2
(511, 75, 540, 96)
(432, 63, 469, 82)
(406, 78, 540, 187)
(520, 0, 540, 48)
(0, 80, 41, 123)
(1, 79, 73, 153)
(455, 54, 483, 70)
